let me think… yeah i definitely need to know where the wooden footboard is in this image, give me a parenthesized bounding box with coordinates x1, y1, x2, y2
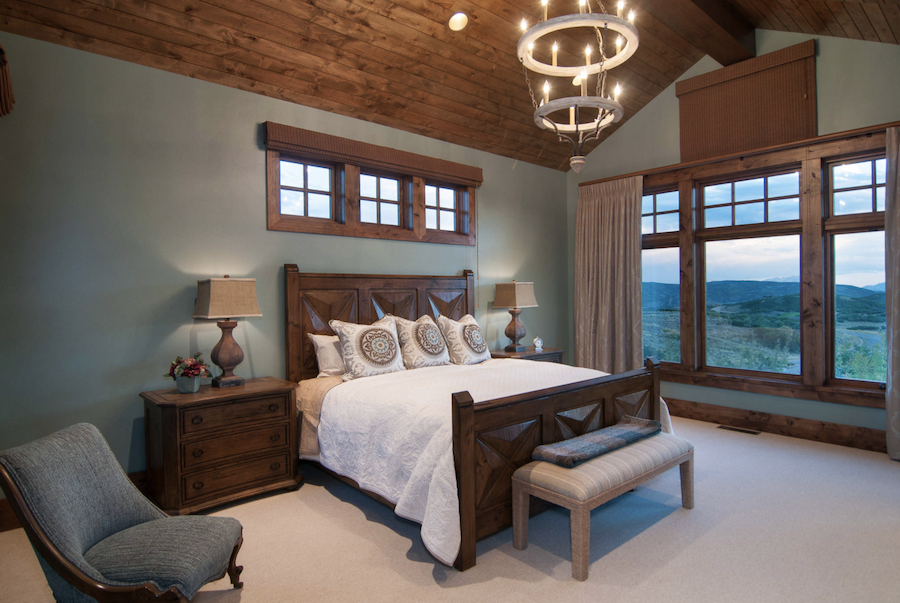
(451, 357, 661, 571)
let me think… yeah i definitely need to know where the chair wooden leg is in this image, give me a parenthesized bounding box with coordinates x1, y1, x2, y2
(512, 481, 529, 550)
(570, 505, 590, 581)
(680, 456, 694, 509)
(227, 536, 244, 589)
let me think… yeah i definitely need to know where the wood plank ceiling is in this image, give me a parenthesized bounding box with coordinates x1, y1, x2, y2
(0, 1, 897, 170)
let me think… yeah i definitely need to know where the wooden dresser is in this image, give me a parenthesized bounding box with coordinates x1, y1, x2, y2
(141, 377, 302, 515)
(491, 346, 565, 363)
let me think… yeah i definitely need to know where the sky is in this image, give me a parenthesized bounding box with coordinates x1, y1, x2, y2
(643, 232, 885, 288)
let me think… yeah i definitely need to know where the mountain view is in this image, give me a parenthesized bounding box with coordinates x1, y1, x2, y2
(643, 280, 887, 381)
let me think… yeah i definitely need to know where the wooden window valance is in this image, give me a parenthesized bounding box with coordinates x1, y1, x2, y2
(264, 122, 483, 188)
(676, 40, 817, 162)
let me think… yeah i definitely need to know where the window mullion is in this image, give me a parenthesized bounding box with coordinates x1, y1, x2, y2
(679, 179, 698, 371)
(800, 157, 825, 386)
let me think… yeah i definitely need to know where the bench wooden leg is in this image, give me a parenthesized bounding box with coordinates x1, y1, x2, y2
(512, 481, 529, 550)
(570, 505, 590, 581)
(680, 456, 694, 509)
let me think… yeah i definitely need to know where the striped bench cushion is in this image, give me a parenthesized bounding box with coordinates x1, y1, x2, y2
(513, 433, 693, 502)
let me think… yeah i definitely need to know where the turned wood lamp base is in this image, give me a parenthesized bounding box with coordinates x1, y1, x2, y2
(211, 320, 245, 388)
(504, 308, 528, 353)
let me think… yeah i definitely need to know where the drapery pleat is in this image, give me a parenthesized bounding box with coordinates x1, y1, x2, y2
(886, 127, 900, 461)
(574, 176, 643, 374)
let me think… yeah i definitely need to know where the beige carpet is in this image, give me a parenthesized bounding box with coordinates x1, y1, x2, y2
(2, 418, 898, 603)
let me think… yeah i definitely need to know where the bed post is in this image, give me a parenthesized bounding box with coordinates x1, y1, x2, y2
(645, 357, 661, 423)
(451, 391, 476, 571)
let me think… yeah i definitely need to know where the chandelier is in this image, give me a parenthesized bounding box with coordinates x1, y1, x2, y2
(517, 1, 639, 172)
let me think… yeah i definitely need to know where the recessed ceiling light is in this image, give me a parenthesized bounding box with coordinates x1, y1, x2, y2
(449, 12, 468, 31)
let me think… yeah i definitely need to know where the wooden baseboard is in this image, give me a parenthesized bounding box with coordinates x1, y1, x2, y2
(0, 470, 148, 534)
(666, 398, 887, 454)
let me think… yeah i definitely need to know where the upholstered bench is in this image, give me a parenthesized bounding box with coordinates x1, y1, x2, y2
(511, 432, 694, 580)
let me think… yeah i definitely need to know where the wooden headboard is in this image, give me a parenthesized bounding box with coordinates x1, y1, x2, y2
(284, 265, 475, 382)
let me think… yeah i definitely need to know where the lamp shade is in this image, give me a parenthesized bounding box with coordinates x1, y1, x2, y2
(192, 278, 262, 319)
(493, 281, 538, 309)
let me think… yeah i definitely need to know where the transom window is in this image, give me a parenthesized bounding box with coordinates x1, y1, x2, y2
(702, 171, 800, 228)
(831, 158, 886, 215)
(278, 160, 332, 219)
(426, 185, 458, 231)
(360, 174, 402, 226)
(641, 190, 679, 234)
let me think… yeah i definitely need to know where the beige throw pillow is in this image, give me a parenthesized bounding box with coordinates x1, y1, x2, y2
(329, 316, 405, 381)
(306, 333, 344, 378)
(436, 314, 491, 365)
(393, 315, 451, 369)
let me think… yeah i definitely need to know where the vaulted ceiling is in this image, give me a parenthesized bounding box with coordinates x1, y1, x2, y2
(1, 1, 898, 170)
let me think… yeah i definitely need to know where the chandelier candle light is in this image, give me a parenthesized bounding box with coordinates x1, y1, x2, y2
(518, 0, 639, 172)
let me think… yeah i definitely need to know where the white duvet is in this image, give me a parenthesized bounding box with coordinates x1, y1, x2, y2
(314, 358, 672, 566)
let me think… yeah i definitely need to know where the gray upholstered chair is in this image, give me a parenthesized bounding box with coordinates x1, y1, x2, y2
(0, 423, 244, 602)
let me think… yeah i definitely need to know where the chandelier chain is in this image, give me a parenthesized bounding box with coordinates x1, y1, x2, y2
(521, 64, 540, 111)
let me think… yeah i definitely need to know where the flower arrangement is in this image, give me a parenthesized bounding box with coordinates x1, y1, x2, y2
(164, 353, 212, 380)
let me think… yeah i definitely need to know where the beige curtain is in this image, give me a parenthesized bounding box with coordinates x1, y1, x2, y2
(574, 176, 643, 374)
(887, 127, 900, 461)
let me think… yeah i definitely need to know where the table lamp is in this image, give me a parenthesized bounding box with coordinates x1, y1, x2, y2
(192, 276, 262, 388)
(493, 281, 538, 352)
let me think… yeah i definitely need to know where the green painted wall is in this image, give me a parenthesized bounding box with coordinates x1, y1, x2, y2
(0, 33, 569, 472)
(565, 31, 900, 431)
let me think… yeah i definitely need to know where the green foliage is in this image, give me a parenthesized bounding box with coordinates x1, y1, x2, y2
(835, 331, 887, 382)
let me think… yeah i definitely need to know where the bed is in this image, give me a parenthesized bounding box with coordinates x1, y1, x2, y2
(284, 265, 665, 570)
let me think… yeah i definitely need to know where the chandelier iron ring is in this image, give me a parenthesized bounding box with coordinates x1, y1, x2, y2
(533, 96, 623, 134)
(516, 14, 639, 76)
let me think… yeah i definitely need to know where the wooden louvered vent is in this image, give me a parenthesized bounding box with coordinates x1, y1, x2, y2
(676, 40, 817, 162)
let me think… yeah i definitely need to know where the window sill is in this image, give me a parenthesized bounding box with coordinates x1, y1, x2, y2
(660, 366, 886, 410)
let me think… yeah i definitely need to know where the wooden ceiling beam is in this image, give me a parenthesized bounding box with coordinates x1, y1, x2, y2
(633, 0, 755, 66)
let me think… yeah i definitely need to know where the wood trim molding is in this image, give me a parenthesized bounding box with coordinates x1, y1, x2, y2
(665, 397, 887, 454)
(579, 120, 900, 188)
(265, 122, 483, 187)
(0, 470, 147, 533)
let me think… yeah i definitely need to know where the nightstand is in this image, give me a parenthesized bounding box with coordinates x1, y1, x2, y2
(491, 346, 564, 363)
(141, 377, 302, 515)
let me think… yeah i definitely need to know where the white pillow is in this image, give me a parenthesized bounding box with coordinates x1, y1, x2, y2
(307, 333, 344, 378)
(329, 315, 405, 381)
(436, 314, 491, 365)
(393, 315, 451, 369)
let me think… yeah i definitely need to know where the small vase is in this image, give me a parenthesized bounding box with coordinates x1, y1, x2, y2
(176, 376, 200, 394)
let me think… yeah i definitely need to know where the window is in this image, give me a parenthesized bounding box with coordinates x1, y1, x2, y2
(426, 185, 458, 231)
(642, 191, 679, 234)
(702, 171, 800, 228)
(642, 247, 680, 363)
(360, 174, 402, 226)
(832, 232, 886, 382)
(831, 158, 886, 215)
(265, 121, 481, 245)
(625, 122, 891, 408)
(278, 160, 333, 219)
(704, 235, 800, 374)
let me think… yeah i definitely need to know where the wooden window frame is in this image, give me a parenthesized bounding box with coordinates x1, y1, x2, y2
(584, 122, 899, 410)
(264, 122, 480, 246)
(272, 157, 339, 222)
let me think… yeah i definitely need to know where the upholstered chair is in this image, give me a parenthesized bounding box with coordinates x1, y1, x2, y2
(0, 423, 244, 602)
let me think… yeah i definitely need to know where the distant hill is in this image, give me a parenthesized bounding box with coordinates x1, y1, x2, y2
(643, 280, 884, 312)
(864, 282, 886, 292)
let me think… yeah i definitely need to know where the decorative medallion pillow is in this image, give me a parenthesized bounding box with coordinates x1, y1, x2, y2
(393, 315, 451, 369)
(436, 314, 491, 365)
(329, 316, 405, 381)
(306, 333, 344, 378)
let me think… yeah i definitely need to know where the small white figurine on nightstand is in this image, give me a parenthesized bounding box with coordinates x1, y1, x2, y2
(533, 337, 543, 352)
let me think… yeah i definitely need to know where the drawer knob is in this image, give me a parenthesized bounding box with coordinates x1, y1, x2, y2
(191, 416, 203, 425)
(192, 481, 204, 490)
(193, 449, 204, 458)
(268, 403, 279, 412)
(270, 462, 281, 471)
(270, 434, 281, 442)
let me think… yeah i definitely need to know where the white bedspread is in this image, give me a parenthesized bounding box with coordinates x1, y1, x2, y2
(315, 358, 672, 566)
